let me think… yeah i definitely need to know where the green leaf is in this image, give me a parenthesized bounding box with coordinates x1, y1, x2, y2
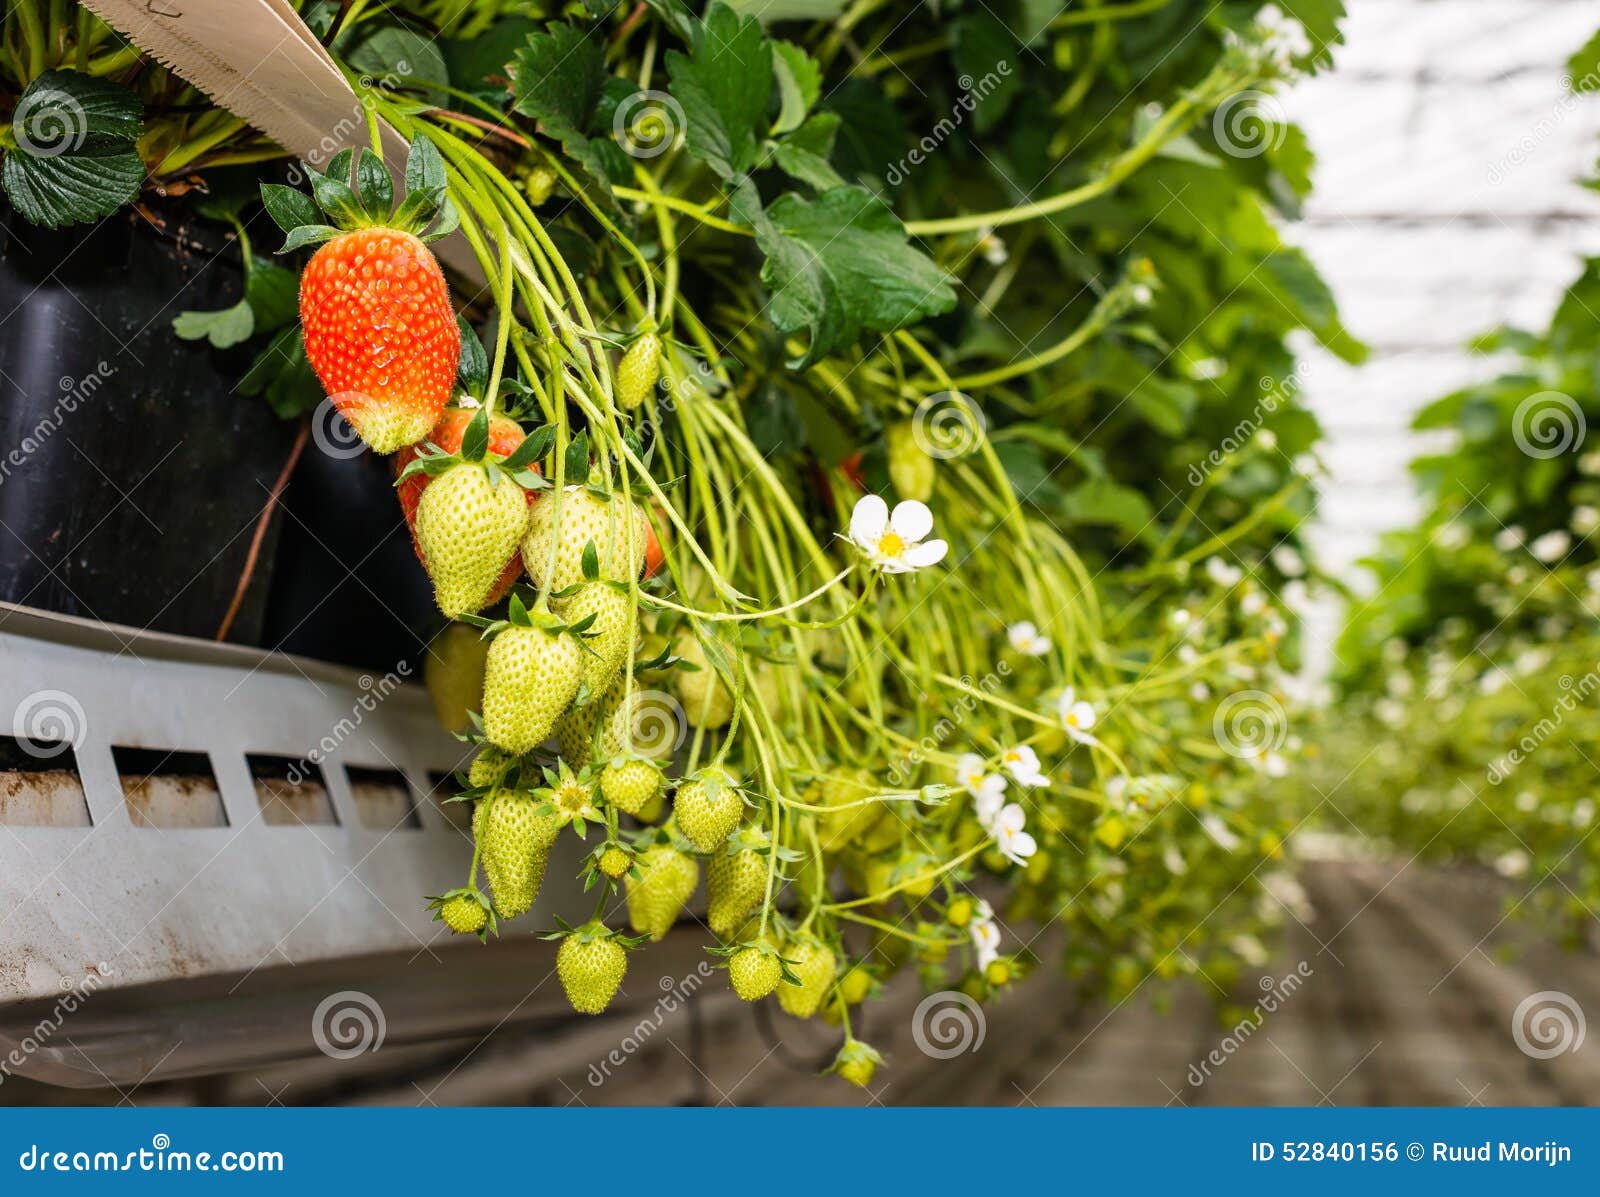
(724, 0, 849, 18)
(1059, 476, 1156, 537)
(1, 141, 143, 229)
(462, 405, 490, 462)
(404, 131, 447, 195)
(278, 224, 339, 253)
(665, 3, 773, 181)
(773, 112, 843, 189)
(950, 12, 1021, 134)
(456, 314, 488, 398)
(239, 327, 323, 419)
(172, 299, 254, 349)
(345, 25, 450, 104)
(244, 258, 299, 333)
(354, 150, 394, 221)
(441, 16, 538, 99)
(509, 23, 613, 194)
(308, 162, 362, 227)
(740, 183, 957, 369)
(581, 540, 600, 581)
(771, 42, 821, 135)
(11, 69, 142, 145)
(260, 183, 318, 234)
(564, 430, 590, 481)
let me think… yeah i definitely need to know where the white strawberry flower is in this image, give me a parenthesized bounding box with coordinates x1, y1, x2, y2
(1000, 744, 1049, 787)
(1057, 687, 1098, 745)
(1205, 556, 1243, 587)
(1251, 748, 1289, 778)
(991, 803, 1037, 867)
(956, 752, 1007, 826)
(970, 899, 1001, 968)
(1006, 620, 1051, 657)
(848, 495, 948, 574)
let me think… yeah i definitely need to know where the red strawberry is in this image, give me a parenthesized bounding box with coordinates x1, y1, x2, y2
(397, 408, 537, 605)
(300, 226, 460, 453)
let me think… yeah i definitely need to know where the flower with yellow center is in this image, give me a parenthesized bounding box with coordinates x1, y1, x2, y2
(847, 495, 948, 574)
(1057, 687, 1098, 746)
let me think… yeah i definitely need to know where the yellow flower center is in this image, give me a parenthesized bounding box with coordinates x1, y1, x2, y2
(556, 781, 589, 814)
(878, 531, 906, 558)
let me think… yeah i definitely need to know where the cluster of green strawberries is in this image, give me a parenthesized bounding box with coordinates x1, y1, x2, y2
(277, 139, 889, 1085)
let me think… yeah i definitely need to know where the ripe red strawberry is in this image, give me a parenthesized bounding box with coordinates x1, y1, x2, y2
(398, 408, 535, 606)
(300, 228, 459, 452)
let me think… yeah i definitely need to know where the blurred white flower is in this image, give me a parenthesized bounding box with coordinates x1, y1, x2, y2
(1493, 525, 1524, 552)
(970, 899, 1001, 968)
(1000, 744, 1049, 787)
(1205, 557, 1243, 587)
(1006, 620, 1051, 656)
(975, 225, 1008, 266)
(1256, 429, 1278, 452)
(991, 803, 1037, 866)
(956, 752, 1006, 825)
(848, 495, 948, 573)
(1251, 748, 1289, 778)
(1271, 545, 1305, 577)
(1435, 522, 1470, 550)
(1240, 590, 1268, 617)
(1572, 506, 1600, 536)
(1057, 687, 1099, 745)
(1529, 530, 1571, 563)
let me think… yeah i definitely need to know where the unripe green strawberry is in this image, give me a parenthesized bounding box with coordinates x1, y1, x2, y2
(626, 843, 699, 940)
(674, 766, 743, 852)
(433, 890, 490, 936)
(561, 581, 634, 697)
(522, 487, 647, 592)
(468, 745, 512, 790)
(600, 757, 663, 816)
(836, 964, 875, 1006)
(557, 929, 628, 1015)
(708, 830, 770, 937)
(946, 894, 976, 927)
(415, 463, 531, 618)
(673, 633, 734, 728)
(520, 163, 557, 206)
(777, 937, 837, 1019)
(616, 332, 661, 411)
(886, 421, 935, 502)
(424, 622, 490, 734)
(817, 768, 885, 852)
(833, 1039, 883, 1088)
(727, 943, 783, 1001)
(598, 845, 632, 879)
(472, 793, 557, 918)
(483, 618, 584, 754)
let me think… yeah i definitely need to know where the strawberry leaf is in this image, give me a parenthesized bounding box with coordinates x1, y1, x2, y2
(462, 405, 491, 462)
(278, 224, 339, 254)
(260, 183, 319, 234)
(564, 431, 590, 481)
(172, 299, 254, 349)
(405, 131, 448, 194)
(456, 314, 488, 398)
(354, 149, 395, 221)
(665, 2, 772, 181)
(582, 540, 600, 581)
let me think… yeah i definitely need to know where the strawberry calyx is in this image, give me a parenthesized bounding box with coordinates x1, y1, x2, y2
(425, 886, 497, 942)
(539, 916, 647, 949)
(396, 404, 552, 493)
(261, 134, 457, 254)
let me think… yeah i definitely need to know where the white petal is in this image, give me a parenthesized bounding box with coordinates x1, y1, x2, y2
(902, 538, 948, 569)
(1072, 702, 1097, 731)
(849, 494, 888, 546)
(888, 499, 934, 543)
(1007, 621, 1037, 650)
(1009, 831, 1037, 859)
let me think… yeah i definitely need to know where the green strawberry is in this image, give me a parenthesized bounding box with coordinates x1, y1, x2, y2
(598, 845, 632, 879)
(836, 963, 875, 1006)
(832, 1039, 883, 1088)
(946, 894, 976, 927)
(886, 420, 935, 502)
(483, 613, 584, 754)
(777, 937, 837, 1019)
(600, 756, 663, 816)
(673, 633, 734, 729)
(560, 581, 634, 697)
(727, 942, 783, 1001)
(626, 843, 699, 940)
(415, 463, 530, 618)
(522, 486, 646, 592)
(430, 888, 491, 936)
(817, 768, 885, 852)
(468, 744, 513, 790)
(424, 622, 490, 735)
(616, 332, 661, 411)
(556, 925, 629, 1014)
(708, 829, 770, 937)
(674, 766, 743, 852)
(473, 792, 562, 918)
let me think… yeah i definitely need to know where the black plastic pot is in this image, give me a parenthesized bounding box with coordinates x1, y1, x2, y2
(0, 206, 297, 642)
(261, 444, 439, 673)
